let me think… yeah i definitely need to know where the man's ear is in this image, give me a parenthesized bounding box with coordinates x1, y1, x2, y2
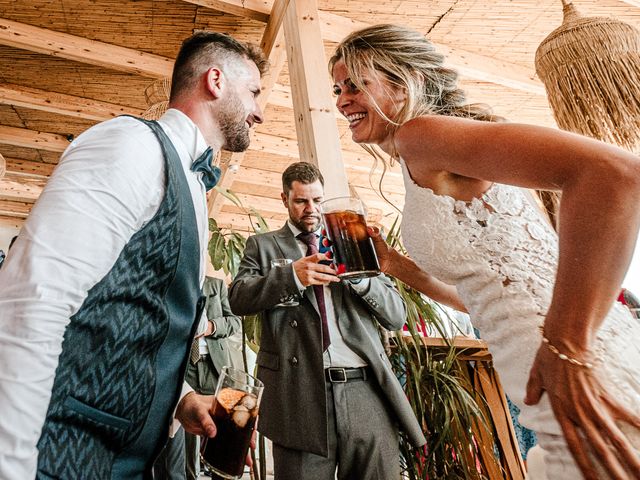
(204, 67, 224, 99)
(280, 191, 288, 208)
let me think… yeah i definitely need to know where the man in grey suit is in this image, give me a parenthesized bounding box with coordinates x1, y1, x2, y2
(229, 162, 426, 480)
(154, 276, 241, 480)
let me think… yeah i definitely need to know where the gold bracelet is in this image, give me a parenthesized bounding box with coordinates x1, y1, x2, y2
(538, 326, 594, 369)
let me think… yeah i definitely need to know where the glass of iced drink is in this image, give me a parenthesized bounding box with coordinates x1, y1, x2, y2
(320, 196, 380, 279)
(201, 367, 263, 479)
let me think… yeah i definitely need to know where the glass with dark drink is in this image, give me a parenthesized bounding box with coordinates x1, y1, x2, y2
(201, 367, 263, 479)
(320, 196, 380, 279)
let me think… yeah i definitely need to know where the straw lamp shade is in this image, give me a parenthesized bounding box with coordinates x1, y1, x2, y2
(535, 0, 640, 152)
(142, 77, 171, 120)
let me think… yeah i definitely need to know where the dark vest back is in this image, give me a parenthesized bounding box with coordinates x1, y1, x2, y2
(37, 118, 203, 480)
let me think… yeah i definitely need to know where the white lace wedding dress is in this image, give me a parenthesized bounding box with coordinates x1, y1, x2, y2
(399, 162, 640, 478)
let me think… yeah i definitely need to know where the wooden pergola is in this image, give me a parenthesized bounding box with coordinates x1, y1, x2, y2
(1, 0, 639, 234)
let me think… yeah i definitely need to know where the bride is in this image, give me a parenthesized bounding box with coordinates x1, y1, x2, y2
(329, 24, 640, 479)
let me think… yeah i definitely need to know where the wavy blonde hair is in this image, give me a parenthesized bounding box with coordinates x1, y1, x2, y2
(329, 24, 559, 226)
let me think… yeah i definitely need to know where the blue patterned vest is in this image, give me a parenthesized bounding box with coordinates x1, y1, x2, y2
(37, 118, 203, 479)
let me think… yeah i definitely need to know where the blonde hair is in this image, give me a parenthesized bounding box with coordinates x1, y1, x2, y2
(329, 24, 501, 131)
(329, 24, 560, 225)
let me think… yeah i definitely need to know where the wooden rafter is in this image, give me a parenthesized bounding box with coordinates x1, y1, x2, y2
(0, 199, 31, 218)
(0, 125, 70, 152)
(0, 174, 44, 203)
(0, 18, 172, 78)
(181, 0, 544, 95)
(182, 0, 270, 22)
(0, 215, 24, 229)
(4, 157, 55, 178)
(0, 84, 142, 121)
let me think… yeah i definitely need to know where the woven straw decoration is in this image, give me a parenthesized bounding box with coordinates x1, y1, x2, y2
(535, 0, 640, 153)
(142, 77, 172, 120)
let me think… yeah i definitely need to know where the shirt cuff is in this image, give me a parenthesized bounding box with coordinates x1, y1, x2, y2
(169, 381, 195, 437)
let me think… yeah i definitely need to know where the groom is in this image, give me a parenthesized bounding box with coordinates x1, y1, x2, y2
(228, 162, 426, 480)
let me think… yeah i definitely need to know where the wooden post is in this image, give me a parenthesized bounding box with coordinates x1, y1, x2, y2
(283, 0, 349, 199)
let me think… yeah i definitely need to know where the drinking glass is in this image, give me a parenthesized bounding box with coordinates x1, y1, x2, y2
(270, 258, 299, 306)
(320, 196, 380, 279)
(201, 367, 264, 479)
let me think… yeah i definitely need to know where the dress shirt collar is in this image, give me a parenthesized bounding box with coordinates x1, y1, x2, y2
(158, 108, 210, 169)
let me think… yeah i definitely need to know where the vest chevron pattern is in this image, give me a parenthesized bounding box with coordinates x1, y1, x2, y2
(36, 118, 203, 480)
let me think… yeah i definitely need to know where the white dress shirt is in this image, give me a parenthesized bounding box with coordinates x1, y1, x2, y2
(287, 222, 367, 368)
(0, 109, 210, 479)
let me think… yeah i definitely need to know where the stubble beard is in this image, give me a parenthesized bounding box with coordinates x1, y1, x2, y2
(291, 215, 320, 233)
(219, 95, 251, 153)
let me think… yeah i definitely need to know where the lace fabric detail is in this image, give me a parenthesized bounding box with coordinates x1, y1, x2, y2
(399, 160, 640, 442)
(400, 165, 557, 323)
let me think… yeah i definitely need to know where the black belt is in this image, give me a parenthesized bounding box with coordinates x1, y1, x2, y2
(324, 367, 370, 383)
(195, 353, 210, 363)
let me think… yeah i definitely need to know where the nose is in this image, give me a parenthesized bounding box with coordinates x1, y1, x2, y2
(336, 90, 352, 111)
(252, 103, 264, 125)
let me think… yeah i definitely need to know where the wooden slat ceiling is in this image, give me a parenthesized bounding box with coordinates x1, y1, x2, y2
(1, 0, 639, 232)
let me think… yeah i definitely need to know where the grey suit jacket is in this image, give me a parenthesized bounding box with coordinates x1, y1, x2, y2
(228, 224, 426, 456)
(194, 277, 242, 380)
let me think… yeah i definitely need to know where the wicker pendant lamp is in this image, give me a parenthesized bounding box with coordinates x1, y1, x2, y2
(142, 77, 171, 120)
(535, 0, 640, 152)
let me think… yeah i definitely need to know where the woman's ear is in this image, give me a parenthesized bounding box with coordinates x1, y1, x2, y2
(204, 67, 224, 99)
(395, 85, 408, 104)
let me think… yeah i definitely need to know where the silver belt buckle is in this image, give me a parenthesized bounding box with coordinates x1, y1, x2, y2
(328, 367, 347, 383)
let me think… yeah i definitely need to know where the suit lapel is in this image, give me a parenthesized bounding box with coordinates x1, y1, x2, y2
(274, 223, 303, 261)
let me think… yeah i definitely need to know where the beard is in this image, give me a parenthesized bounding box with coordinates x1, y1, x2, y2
(290, 214, 321, 233)
(218, 94, 251, 153)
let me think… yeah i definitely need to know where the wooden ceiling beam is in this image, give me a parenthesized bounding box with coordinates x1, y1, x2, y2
(4, 157, 55, 177)
(0, 18, 173, 78)
(0, 174, 43, 202)
(0, 125, 70, 152)
(183, 0, 544, 96)
(0, 83, 143, 121)
(183, 0, 270, 23)
(0, 215, 24, 229)
(0, 199, 31, 218)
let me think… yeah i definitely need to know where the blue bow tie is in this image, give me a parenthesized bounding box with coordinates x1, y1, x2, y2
(190, 147, 221, 191)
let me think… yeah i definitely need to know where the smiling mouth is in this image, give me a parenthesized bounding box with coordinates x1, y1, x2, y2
(345, 113, 366, 129)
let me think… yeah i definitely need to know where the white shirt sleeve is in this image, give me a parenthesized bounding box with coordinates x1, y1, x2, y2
(0, 117, 165, 480)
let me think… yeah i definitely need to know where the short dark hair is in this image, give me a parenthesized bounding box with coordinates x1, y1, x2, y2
(170, 32, 269, 102)
(282, 162, 324, 196)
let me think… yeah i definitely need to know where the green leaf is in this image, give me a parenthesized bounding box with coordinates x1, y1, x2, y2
(248, 207, 270, 234)
(213, 186, 244, 208)
(209, 232, 226, 270)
